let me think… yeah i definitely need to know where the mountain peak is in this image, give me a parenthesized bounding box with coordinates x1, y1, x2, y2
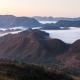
(19, 29, 50, 40)
(0, 29, 69, 64)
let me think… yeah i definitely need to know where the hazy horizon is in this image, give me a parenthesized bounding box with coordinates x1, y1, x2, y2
(0, 0, 80, 17)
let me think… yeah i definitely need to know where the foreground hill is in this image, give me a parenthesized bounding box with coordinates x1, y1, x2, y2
(0, 29, 80, 74)
(0, 29, 69, 64)
(0, 29, 80, 76)
(60, 39, 80, 68)
(0, 60, 73, 80)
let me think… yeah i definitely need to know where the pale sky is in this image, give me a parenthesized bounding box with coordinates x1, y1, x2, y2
(0, 0, 80, 17)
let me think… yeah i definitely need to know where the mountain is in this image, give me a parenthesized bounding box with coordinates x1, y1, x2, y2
(0, 29, 80, 77)
(33, 16, 54, 21)
(60, 40, 80, 68)
(42, 23, 69, 30)
(55, 20, 80, 27)
(33, 16, 80, 21)
(42, 23, 61, 30)
(0, 15, 80, 30)
(0, 29, 80, 71)
(0, 15, 41, 28)
(0, 15, 15, 27)
(0, 29, 69, 64)
(14, 17, 41, 27)
(41, 20, 80, 30)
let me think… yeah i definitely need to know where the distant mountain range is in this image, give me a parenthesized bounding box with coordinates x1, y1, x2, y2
(0, 15, 80, 30)
(0, 15, 41, 28)
(33, 16, 80, 21)
(41, 20, 80, 30)
(55, 20, 80, 27)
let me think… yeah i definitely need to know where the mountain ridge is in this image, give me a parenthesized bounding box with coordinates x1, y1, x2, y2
(0, 15, 41, 28)
(0, 29, 79, 70)
(0, 29, 69, 64)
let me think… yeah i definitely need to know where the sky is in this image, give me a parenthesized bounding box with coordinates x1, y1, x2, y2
(0, 0, 80, 17)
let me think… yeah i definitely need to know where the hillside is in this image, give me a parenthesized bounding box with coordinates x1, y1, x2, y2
(0, 29, 80, 80)
(60, 39, 80, 68)
(0, 60, 73, 80)
(0, 29, 79, 76)
(0, 29, 69, 65)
